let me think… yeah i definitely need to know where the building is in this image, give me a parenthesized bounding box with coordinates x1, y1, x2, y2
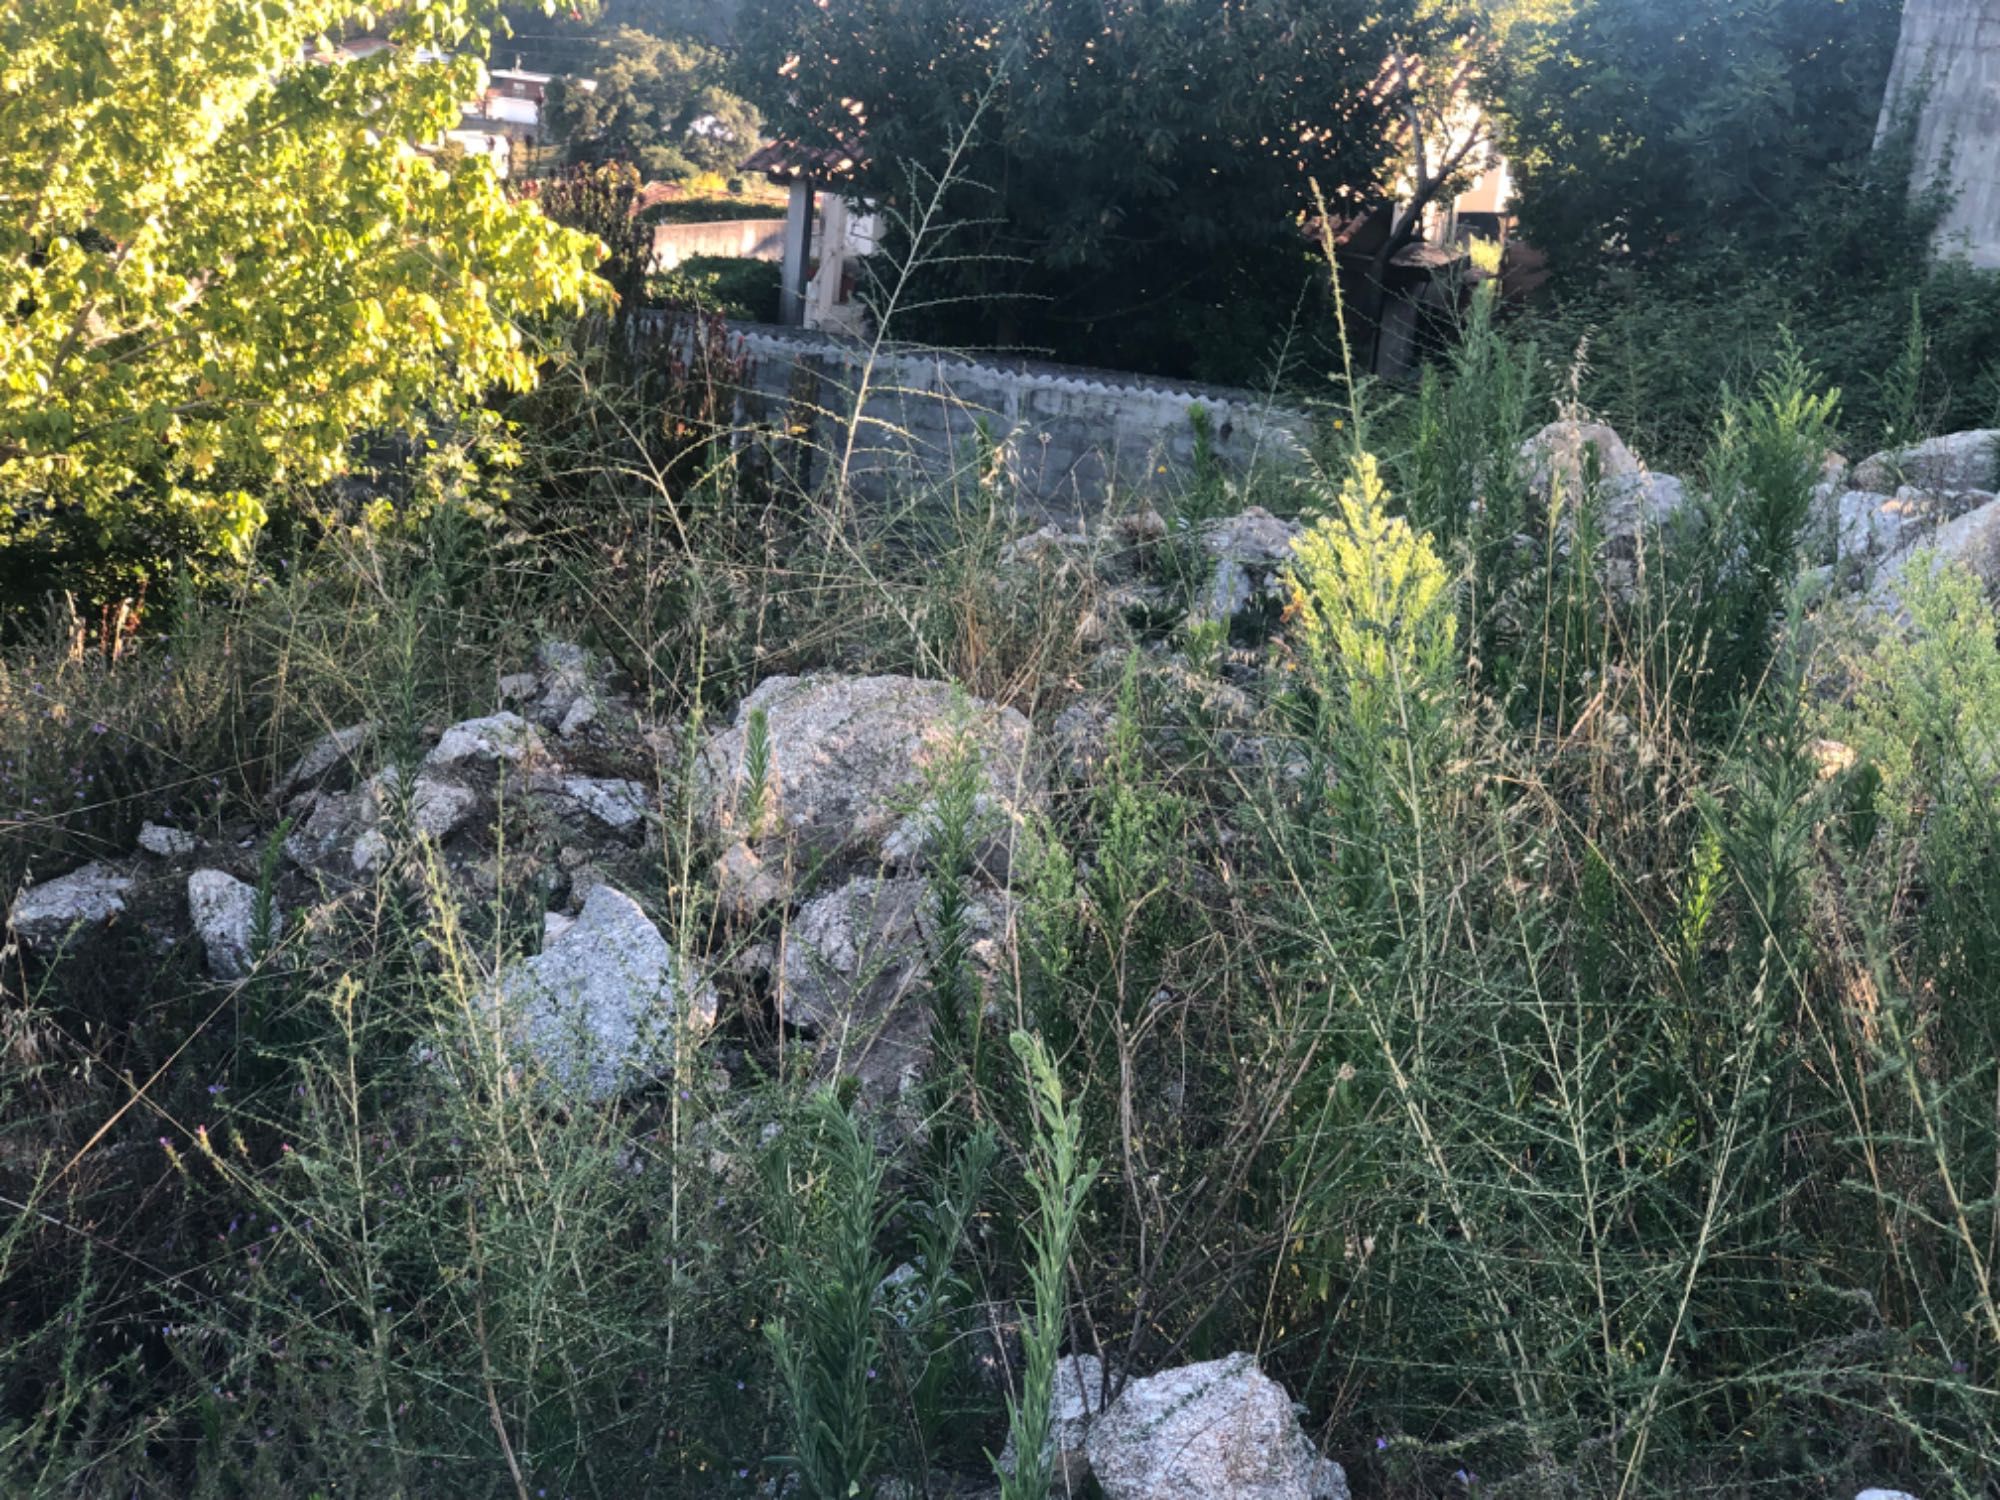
(489, 66, 555, 104)
(460, 93, 541, 143)
(308, 37, 586, 179)
(443, 129, 512, 179)
(1879, 0, 2000, 269)
(740, 137, 879, 334)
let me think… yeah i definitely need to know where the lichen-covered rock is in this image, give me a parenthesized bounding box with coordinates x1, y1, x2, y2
(138, 822, 199, 858)
(782, 876, 930, 1101)
(521, 641, 616, 740)
(1851, 430, 2000, 495)
(350, 829, 391, 874)
(1519, 419, 1642, 499)
(1084, 1353, 1349, 1500)
(998, 1353, 1106, 1491)
(698, 675, 1038, 883)
(1517, 419, 1688, 598)
(9, 863, 134, 948)
(558, 776, 650, 834)
(363, 768, 480, 841)
(483, 884, 715, 1100)
(425, 712, 554, 771)
(781, 875, 1013, 1104)
(284, 789, 364, 869)
(1194, 507, 1304, 625)
(1868, 493, 2000, 613)
(531, 640, 590, 720)
(1048, 696, 1116, 782)
(188, 869, 271, 979)
(275, 721, 375, 798)
(715, 841, 784, 918)
(1817, 484, 1997, 576)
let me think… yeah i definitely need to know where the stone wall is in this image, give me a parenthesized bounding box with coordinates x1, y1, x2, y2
(632, 313, 1315, 516)
(1879, 0, 2000, 270)
(647, 219, 788, 274)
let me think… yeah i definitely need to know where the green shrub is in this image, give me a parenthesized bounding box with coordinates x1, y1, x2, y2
(646, 256, 783, 323)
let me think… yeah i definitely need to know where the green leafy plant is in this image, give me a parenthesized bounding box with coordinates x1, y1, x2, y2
(0, 0, 603, 583)
(885, 1128, 998, 1477)
(997, 1031, 1098, 1500)
(764, 1093, 893, 1500)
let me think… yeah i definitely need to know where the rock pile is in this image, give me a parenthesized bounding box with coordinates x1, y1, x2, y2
(697, 672, 1041, 1112)
(1810, 430, 2000, 610)
(6, 640, 694, 1097)
(5, 646, 1050, 1117)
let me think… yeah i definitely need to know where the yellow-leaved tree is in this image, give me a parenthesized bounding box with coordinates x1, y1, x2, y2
(0, 0, 606, 585)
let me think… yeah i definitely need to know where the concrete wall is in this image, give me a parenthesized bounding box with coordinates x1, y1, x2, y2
(631, 313, 1315, 517)
(1880, 0, 2000, 269)
(648, 219, 788, 274)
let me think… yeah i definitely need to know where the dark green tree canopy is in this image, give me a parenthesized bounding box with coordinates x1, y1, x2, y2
(739, 0, 1438, 380)
(1499, 0, 1904, 275)
(549, 25, 761, 179)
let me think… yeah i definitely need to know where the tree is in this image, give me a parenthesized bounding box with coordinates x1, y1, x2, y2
(737, 0, 1434, 381)
(547, 25, 759, 180)
(0, 0, 605, 585)
(1498, 0, 1905, 276)
(522, 162, 654, 319)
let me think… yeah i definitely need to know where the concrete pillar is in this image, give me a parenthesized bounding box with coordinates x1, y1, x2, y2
(808, 195, 849, 328)
(1879, 0, 2000, 269)
(780, 178, 815, 326)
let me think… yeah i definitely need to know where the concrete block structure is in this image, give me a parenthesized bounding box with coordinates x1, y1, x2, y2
(630, 313, 1315, 516)
(1880, 0, 2000, 269)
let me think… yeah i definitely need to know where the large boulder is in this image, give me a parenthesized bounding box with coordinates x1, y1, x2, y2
(698, 675, 1038, 885)
(1520, 419, 1642, 498)
(1519, 420, 1688, 599)
(8, 863, 134, 949)
(1868, 493, 2000, 613)
(781, 875, 1013, 1105)
(1851, 430, 2000, 496)
(188, 869, 272, 980)
(1194, 507, 1305, 625)
(481, 883, 715, 1100)
(1084, 1353, 1349, 1500)
(1816, 484, 1998, 582)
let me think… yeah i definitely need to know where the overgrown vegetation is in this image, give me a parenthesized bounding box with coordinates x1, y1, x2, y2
(1496, 0, 2000, 463)
(8, 2, 2000, 1498)
(8, 230, 2000, 1492)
